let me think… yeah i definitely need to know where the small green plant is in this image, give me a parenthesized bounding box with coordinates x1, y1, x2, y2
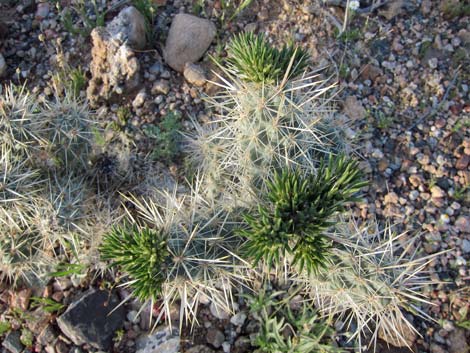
(100, 225, 168, 302)
(20, 328, 33, 347)
(113, 328, 125, 346)
(60, 0, 108, 37)
(111, 107, 132, 131)
(246, 289, 342, 353)
(0, 321, 11, 335)
(226, 32, 309, 83)
(132, 0, 159, 43)
(144, 110, 183, 163)
(49, 262, 86, 277)
(240, 154, 366, 273)
(30, 297, 65, 313)
(69, 67, 87, 99)
(334, 28, 362, 43)
(442, 1, 470, 19)
(453, 184, 470, 202)
(219, 0, 255, 23)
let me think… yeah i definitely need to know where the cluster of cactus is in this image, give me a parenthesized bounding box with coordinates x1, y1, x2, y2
(96, 32, 437, 352)
(101, 185, 246, 328)
(0, 84, 101, 285)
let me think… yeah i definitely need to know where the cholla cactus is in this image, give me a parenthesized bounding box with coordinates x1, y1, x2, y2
(0, 83, 103, 286)
(187, 64, 350, 206)
(303, 220, 438, 351)
(0, 84, 45, 156)
(100, 181, 249, 329)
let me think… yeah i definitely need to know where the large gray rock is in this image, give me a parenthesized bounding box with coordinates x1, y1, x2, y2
(57, 289, 125, 350)
(164, 14, 216, 72)
(87, 6, 146, 107)
(136, 326, 180, 353)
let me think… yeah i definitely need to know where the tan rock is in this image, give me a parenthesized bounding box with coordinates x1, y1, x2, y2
(164, 14, 216, 72)
(86, 6, 146, 107)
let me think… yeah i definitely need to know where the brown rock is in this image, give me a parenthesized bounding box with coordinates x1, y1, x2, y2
(164, 14, 216, 72)
(87, 7, 146, 107)
(361, 64, 383, 82)
(343, 96, 366, 121)
(456, 154, 470, 170)
(9, 288, 32, 311)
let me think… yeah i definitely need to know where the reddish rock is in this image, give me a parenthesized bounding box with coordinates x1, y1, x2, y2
(456, 154, 470, 170)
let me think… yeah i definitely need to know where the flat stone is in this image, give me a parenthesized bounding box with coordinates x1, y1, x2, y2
(164, 14, 216, 72)
(57, 289, 125, 350)
(456, 154, 470, 170)
(136, 326, 180, 353)
(206, 328, 225, 348)
(2, 331, 24, 353)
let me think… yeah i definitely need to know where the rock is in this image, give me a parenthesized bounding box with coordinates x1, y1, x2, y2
(0, 54, 6, 77)
(25, 308, 51, 335)
(430, 343, 447, 353)
(463, 239, 470, 253)
(183, 63, 207, 86)
(456, 216, 470, 233)
(206, 328, 225, 348)
(230, 312, 247, 327)
(136, 326, 180, 353)
(222, 341, 231, 353)
(456, 154, 470, 170)
(449, 328, 469, 353)
(431, 186, 446, 198)
(164, 14, 216, 72)
(379, 0, 404, 20)
(57, 289, 125, 350)
(378, 319, 416, 348)
(233, 336, 251, 353)
(37, 325, 58, 346)
(127, 310, 140, 324)
(132, 90, 147, 109)
(343, 96, 366, 120)
(186, 345, 215, 353)
(35, 2, 49, 19)
(87, 6, 146, 107)
(152, 80, 170, 95)
(2, 331, 24, 353)
(107, 6, 147, 50)
(210, 302, 230, 320)
(9, 288, 32, 311)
